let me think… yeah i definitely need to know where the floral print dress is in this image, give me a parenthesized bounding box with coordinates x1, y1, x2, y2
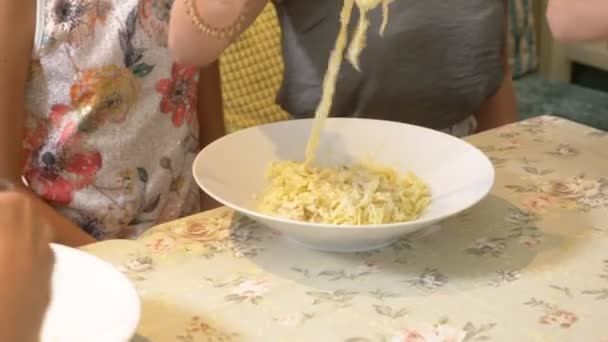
(24, 0, 201, 239)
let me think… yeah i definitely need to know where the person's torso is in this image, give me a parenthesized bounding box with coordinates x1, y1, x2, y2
(275, 0, 505, 129)
(24, 0, 200, 239)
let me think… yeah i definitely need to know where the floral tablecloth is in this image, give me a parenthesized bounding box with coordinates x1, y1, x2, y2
(83, 116, 608, 342)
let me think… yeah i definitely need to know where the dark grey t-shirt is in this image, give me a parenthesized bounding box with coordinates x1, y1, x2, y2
(274, 0, 505, 130)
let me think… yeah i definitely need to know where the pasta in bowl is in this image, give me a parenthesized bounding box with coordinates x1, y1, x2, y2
(257, 161, 431, 225)
(192, 117, 494, 252)
(194, 0, 492, 252)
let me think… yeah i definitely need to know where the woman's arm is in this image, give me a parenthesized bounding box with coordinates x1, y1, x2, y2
(0, 0, 95, 247)
(0, 189, 54, 342)
(474, 0, 518, 132)
(197, 62, 225, 210)
(169, 0, 269, 66)
(0, 0, 32, 182)
(547, 0, 608, 41)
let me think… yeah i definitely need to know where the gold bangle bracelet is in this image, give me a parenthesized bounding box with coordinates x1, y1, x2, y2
(183, 0, 249, 40)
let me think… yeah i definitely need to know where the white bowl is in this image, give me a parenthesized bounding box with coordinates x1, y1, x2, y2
(194, 118, 494, 252)
(40, 244, 140, 342)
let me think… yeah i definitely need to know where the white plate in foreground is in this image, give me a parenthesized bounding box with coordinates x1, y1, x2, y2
(194, 118, 494, 252)
(40, 244, 140, 342)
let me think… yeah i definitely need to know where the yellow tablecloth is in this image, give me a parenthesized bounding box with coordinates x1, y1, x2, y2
(83, 116, 608, 342)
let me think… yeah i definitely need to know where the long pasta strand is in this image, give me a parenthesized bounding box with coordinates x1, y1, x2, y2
(346, 8, 370, 71)
(304, 0, 355, 165)
(380, 0, 394, 36)
(347, 0, 394, 69)
(305, 0, 393, 164)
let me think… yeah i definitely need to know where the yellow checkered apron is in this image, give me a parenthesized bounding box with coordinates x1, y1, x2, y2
(220, 5, 289, 133)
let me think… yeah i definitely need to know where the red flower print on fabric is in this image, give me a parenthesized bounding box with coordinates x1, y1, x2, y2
(24, 105, 102, 205)
(155, 63, 198, 128)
